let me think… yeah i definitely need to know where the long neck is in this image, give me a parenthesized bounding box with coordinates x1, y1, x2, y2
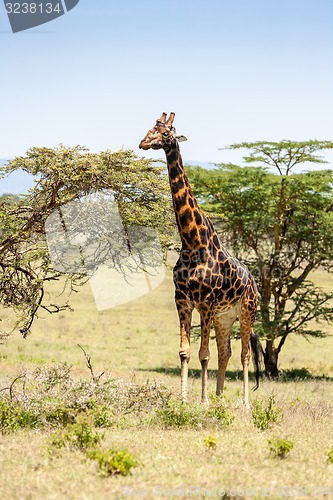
(165, 141, 219, 252)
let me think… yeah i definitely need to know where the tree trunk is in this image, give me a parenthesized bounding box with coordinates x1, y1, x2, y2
(263, 339, 279, 379)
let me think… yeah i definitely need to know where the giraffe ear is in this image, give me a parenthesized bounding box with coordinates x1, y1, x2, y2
(176, 135, 188, 142)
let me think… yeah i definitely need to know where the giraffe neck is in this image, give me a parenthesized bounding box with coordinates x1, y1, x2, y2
(165, 141, 220, 253)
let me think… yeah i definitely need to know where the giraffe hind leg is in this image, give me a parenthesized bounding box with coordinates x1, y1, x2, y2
(239, 292, 259, 407)
(240, 315, 255, 409)
(213, 308, 237, 397)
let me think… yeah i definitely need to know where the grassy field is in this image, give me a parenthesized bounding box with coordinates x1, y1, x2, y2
(0, 270, 332, 499)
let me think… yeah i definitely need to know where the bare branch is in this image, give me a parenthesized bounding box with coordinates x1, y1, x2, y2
(77, 344, 105, 384)
(0, 373, 27, 401)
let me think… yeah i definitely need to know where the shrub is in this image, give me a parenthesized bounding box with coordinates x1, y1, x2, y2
(155, 399, 204, 428)
(45, 404, 77, 427)
(155, 396, 234, 429)
(88, 405, 113, 428)
(252, 395, 283, 430)
(204, 435, 217, 450)
(326, 447, 333, 463)
(268, 438, 294, 459)
(207, 395, 234, 426)
(87, 448, 140, 476)
(48, 418, 102, 453)
(0, 366, 171, 433)
(0, 400, 40, 433)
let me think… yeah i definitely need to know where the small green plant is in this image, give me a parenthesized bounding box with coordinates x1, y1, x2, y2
(0, 400, 40, 433)
(48, 418, 102, 453)
(155, 399, 204, 428)
(268, 438, 294, 459)
(252, 395, 283, 430)
(208, 395, 234, 427)
(87, 447, 140, 476)
(326, 446, 333, 463)
(45, 404, 77, 427)
(88, 405, 113, 428)
(155, 396, 234, 429)
(204, 435, 217, 450)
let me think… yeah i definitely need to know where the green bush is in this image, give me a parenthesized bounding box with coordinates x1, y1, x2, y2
(207, 395, 234, 426)
(204, 435, 217, 450)
(326, 447, 333, 463)
(87, 448, 140, 476)
(268, 438, 294, 458)
(88, 405, 113, 428)
(48, 418, 102, 453)
(45, 404, 77, 427)
(155, 399, 205, 428)
(252, 396, 283, 430)
(155, 396, 234, 429)
(0, 367, 170, 433)
(0, 400, 40, 433)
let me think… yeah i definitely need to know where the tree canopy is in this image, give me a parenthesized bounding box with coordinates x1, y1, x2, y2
(0, 146, 174, 338)
(186, 140, 333, 377)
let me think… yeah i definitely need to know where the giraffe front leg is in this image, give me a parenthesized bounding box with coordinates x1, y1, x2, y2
(177, 301, 192, 403)
(198, 310, 212, 405)
(179, 323, 191, 402)
(213, 312, 235, 397)
(216, 335, 231, 396)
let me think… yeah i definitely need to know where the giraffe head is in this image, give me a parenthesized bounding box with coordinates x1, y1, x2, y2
(139, 112, 187, 151)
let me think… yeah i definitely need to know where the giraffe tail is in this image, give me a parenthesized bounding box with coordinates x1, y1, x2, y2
(250, 331, 264, 391)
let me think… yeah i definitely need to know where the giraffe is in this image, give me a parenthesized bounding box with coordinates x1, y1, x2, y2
(139, 112, 262, 407)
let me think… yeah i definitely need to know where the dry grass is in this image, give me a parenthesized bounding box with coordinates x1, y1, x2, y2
(0, 270, 332, 499)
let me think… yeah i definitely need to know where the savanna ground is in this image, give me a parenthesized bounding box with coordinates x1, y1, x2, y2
(0, 269, 332, 499)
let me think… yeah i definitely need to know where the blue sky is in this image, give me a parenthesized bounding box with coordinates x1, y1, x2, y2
(0, 0, 332, 167)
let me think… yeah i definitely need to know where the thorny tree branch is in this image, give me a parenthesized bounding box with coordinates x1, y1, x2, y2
(77, 344, 105, 384)
(0, 373, 27, 401)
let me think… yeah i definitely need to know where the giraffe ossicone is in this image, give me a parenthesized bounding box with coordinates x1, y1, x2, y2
(139, 112, 263, 407)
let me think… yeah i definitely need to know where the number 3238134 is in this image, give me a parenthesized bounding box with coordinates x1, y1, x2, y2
(5, 3, 62, 14)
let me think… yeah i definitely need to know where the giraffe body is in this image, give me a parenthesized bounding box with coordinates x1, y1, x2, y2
(139, 112, 261, 407)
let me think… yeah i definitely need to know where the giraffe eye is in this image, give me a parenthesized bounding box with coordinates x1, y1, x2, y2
(163, 132, 169, 137)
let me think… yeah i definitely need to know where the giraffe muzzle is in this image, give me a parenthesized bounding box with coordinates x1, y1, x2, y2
(139, 140, 149, 150)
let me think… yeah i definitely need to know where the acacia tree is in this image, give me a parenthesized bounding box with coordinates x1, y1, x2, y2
(186, 141, 333, 378)
(0, 145, 174, 338)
